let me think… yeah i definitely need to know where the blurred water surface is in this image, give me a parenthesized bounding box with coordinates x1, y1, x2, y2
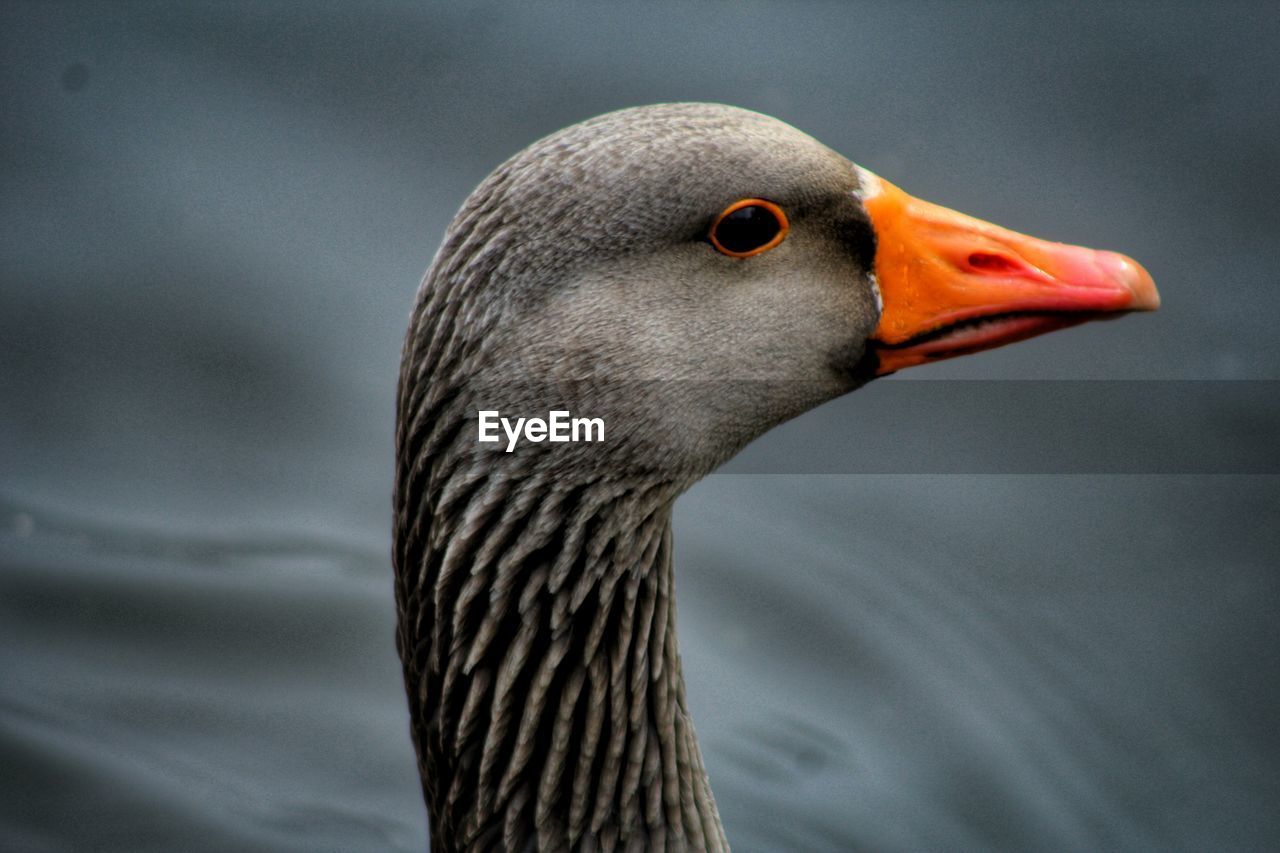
(2, 2, 1278, 850)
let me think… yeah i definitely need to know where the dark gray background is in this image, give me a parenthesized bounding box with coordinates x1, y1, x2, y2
(2, 2, 1277, 850)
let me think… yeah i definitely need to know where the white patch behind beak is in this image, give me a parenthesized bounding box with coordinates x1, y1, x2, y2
(852, 165, 883, 202)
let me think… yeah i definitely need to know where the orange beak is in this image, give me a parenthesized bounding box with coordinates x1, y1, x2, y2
(860, 170, 1159, 375)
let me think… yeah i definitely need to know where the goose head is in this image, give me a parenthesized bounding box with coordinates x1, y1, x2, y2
(394, 102, 1158, 850)
(410, 102, 1157, 486)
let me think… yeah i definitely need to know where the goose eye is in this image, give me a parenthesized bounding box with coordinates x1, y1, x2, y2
(709, 199, 789, 257)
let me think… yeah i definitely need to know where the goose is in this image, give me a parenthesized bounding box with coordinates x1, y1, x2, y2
(392, 103, 1158, 852)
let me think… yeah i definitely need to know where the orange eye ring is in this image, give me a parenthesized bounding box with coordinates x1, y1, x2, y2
(709, 198, 789, 258)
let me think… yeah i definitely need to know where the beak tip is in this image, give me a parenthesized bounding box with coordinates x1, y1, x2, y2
(1107, 251, 1160, 311)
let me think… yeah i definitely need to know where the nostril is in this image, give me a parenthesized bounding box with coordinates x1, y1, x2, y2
(967, 252, 1021, 274)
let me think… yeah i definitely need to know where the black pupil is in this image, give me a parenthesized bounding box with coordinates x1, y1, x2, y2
(714, 204, 781, 253)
